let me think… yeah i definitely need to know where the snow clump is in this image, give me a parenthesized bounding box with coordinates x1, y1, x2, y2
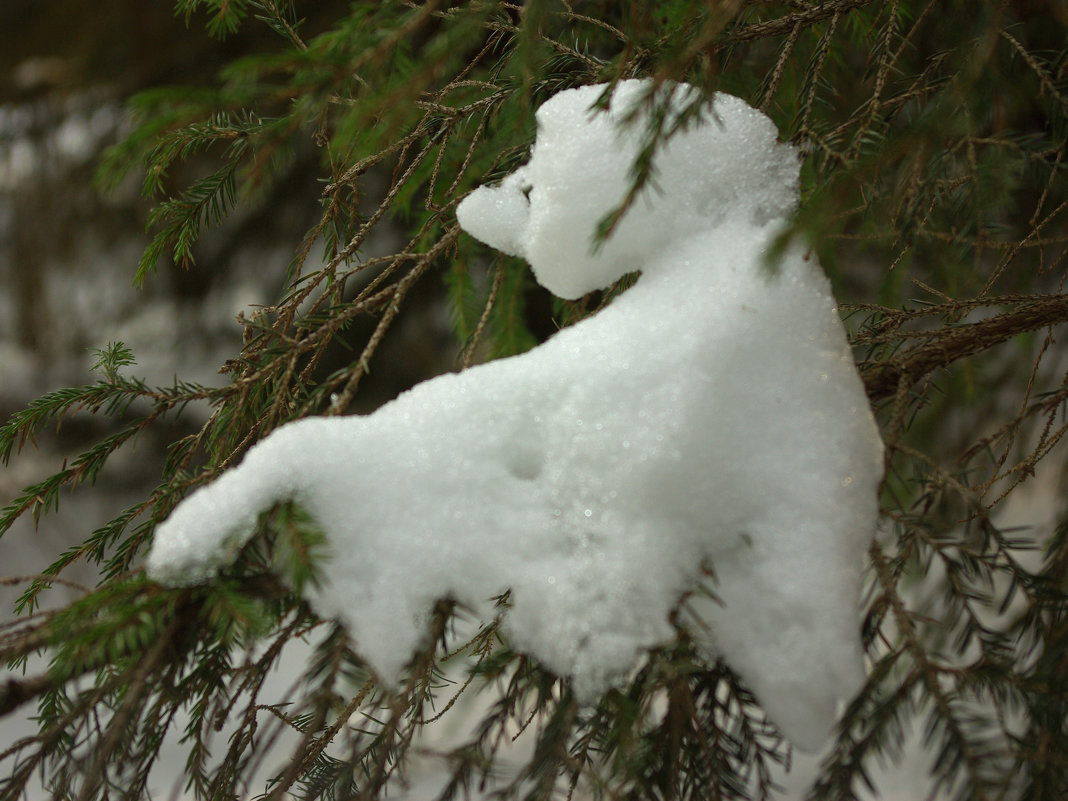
(147, 79, 883, 753)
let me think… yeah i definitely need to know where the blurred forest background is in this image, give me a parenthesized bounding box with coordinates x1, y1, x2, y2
(0, 0, 461, 592)
(0, 4, 499, 797)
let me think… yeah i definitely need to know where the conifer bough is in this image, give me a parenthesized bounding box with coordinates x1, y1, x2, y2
(1, 2, 1067, 800)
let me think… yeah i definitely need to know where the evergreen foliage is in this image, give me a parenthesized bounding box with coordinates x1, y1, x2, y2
(2, 1, 1068, 798)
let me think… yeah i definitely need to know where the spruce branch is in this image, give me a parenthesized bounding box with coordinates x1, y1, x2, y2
(859, 294, 1068, 401)
(722, 0, 878, 46)
(3, 2, 1068, 798)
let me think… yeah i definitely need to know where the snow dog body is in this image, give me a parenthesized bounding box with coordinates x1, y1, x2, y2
(148, 80, 883, 751)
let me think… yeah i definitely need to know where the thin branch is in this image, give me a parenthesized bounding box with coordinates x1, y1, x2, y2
(861, 295, 1068, 401)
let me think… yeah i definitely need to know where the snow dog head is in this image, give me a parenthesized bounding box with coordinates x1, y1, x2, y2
(458, 80, 801, 299)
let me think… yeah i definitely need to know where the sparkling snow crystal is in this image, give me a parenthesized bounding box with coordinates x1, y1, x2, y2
(147, 80, 883, 752)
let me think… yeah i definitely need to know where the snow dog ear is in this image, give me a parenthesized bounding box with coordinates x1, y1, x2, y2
(653, 92, 800, 230)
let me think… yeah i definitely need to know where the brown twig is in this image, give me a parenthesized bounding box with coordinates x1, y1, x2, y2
(861, 295, 1068, 401)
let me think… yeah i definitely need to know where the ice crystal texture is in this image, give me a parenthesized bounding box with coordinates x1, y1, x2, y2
(147, 80, 883, 752)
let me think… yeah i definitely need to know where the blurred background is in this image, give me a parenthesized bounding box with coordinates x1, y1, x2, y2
(0, 6, 468, 796)
(0, 0, 464, 597)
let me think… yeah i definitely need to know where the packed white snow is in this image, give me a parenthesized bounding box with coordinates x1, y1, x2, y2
(147, 80, 884, 752)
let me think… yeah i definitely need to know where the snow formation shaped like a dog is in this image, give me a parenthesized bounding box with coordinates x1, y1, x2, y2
(147, 80, 883, 752)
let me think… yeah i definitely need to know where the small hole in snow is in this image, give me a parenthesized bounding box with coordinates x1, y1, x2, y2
(505, 443, 544, 480)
